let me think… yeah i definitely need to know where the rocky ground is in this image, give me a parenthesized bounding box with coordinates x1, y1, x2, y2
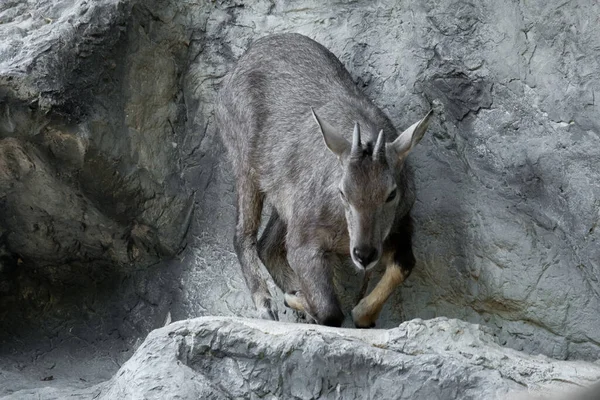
(0, 0, 599, 398)
(5, 317, 600, 400)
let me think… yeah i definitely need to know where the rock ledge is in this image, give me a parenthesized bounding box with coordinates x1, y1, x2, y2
(6, 317, 600, 400)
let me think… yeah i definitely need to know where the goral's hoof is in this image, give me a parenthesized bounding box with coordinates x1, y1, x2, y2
(351, 300, 377, 329)
(256, 296, 279, 321)
(354, 321, 376, 329)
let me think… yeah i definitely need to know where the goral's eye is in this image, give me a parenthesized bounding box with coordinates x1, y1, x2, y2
(339, 189, 347, 202)
(386, 189, 397, 203)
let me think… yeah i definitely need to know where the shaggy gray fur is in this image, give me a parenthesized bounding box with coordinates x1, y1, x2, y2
(216, 33, 431, 326)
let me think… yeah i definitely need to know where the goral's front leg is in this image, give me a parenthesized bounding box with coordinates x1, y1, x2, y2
(352, 215, 415, 328)
(287, 243, 344, 327)
(351, 261, 408, 328)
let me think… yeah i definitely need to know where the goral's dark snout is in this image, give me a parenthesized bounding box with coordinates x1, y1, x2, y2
(353, 246, 378, 268)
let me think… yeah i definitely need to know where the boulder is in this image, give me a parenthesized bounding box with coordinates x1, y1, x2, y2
(4, 317, 600, 400)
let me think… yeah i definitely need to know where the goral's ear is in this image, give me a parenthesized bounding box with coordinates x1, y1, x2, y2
(390, 110, 433, 161)
(311, 108, 350, 159)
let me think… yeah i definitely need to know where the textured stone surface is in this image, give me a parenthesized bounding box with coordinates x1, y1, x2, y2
(0, 0, 192, 319)
(4, 317, 600, 400)
(183, 0, 600, 361)
(0, 0, 195, 394)
(1, 0, 600, 397)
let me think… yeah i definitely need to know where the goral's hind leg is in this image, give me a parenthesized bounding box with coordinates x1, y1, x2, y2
(352, 214, 415, 328)
(258, 209, 296, 293)
(233, 174, 278, 321)
(258, 210, 314, 321)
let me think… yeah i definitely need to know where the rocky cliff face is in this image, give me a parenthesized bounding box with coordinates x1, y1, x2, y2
(0, 0, 599, 397)
(187, 0, 600, 362)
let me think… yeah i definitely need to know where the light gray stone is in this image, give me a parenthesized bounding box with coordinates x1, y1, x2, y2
(5, 317, 600, 400)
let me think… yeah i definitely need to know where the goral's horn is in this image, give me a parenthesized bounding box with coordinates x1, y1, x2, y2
(351, 121, 362, 158)
(373, 129, 386, 161)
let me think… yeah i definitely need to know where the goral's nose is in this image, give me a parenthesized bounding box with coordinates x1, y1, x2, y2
(353, 246, 377, 267)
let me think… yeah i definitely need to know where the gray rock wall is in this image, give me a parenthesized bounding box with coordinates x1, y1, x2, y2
(0, 0, 599, 395)
(0, 0, 193, 324)
(186, 0, 600, 361)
